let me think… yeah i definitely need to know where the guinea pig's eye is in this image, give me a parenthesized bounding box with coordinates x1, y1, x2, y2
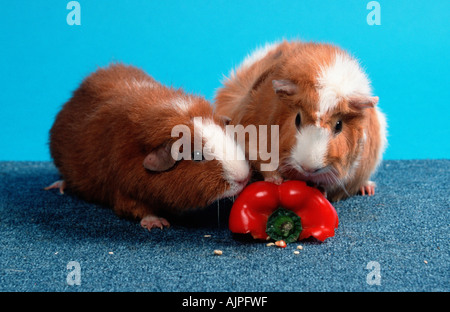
(191, 150, 205, 162)
(334, 120, 343, 134)
(295, 113, 301, 130)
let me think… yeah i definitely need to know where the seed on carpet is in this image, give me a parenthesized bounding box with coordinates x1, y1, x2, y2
(275, 240, 287, 248)
(213, 250, 223, 256)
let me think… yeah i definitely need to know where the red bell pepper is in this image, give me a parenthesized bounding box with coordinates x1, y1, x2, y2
(229, 180, 339, 243)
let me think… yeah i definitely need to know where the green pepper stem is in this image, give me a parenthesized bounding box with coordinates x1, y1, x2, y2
(265, 208, 302, 244)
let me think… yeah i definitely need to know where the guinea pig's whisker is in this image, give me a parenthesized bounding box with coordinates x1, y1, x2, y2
(329, 167, 350, 197)
(217, 200, 220, 228)
(284, 164, 297, 177)
(279, 159, 299, 178)
(279, 159, 294, 172)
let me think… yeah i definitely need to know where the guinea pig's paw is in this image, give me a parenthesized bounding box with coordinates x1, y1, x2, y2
(44, 180, 66, 195)
(140, 215, 170, 231)
(359, 181, 376, 196)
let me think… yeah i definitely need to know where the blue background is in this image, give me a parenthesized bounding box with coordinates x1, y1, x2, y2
(0, 0, 449, 161)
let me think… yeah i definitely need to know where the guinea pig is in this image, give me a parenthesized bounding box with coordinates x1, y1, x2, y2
(46, 63, 251, 229)
(215, 40, 387, 201)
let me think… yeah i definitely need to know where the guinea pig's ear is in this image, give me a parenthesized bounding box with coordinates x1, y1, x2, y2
(272, 79, 298, 96)
(143, 143, 176, 172)
(348, 95, 379, 109)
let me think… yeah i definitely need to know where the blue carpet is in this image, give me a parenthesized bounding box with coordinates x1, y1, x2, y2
(0, 160, 448, 292)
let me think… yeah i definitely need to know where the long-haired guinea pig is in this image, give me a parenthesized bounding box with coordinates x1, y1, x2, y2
(215, 40, 387, 201)
(46, 64, 250, 230)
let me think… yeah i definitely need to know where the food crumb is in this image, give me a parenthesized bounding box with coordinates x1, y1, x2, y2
(204, 235, 211, 238)
(424, 260, 428, 264)
(296, 245, 303, 250)
(293, 251, 300, 255)
(108, 251, 114, 255)
(213, 250, 223, 256)
(266, 242, 275, 247)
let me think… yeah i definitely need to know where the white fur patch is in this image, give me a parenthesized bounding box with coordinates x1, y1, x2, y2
(241, 42, 280, 69)
(229, 41, 280, 78)
(291, 125, 330, 171)
(123, 78, 157, 90)
(343, 145, 362, 184)
(316, 52, 372, 116)
(171, 97, 193, 112)
(375, 107, 388, 166)
(193, 118, 250, 187)
(132, 78, 157, 89)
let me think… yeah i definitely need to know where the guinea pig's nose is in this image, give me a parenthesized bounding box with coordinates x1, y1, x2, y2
(300, 165, 321, 174)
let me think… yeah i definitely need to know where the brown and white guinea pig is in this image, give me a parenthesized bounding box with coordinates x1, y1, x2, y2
(46, 63, 250, 230)
(215, 40, 387, 201)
